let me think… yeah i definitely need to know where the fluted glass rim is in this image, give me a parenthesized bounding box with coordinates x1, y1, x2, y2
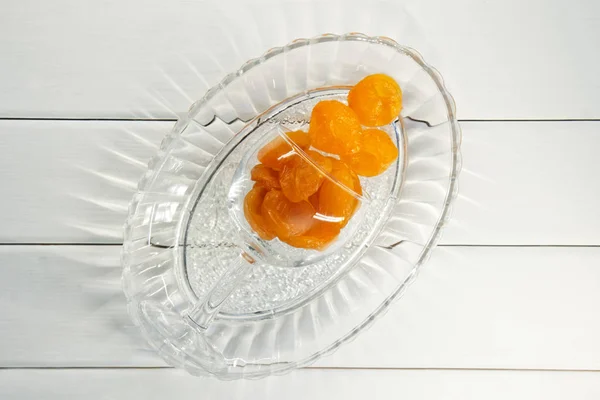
(122, 32, 462, 379)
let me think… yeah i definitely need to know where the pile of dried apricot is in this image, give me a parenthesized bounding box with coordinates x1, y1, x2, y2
(243, 73, 402, 250)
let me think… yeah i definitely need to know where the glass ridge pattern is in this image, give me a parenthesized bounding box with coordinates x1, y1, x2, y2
(122, 33, 461, 379)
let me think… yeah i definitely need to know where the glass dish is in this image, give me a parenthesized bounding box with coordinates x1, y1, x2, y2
(122, 33, 461, 379)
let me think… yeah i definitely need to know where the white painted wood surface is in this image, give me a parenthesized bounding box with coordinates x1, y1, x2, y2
(0, 0, 599, 119)
(2, 245, 599, 370)
(0, 120, 167, 243)
(2, 369, 600, 400)
(1, 0, 598, 397)
(1, 120, 599, 245)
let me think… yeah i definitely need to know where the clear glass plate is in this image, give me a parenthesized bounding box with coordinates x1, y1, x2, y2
(122, 33, 461, 379)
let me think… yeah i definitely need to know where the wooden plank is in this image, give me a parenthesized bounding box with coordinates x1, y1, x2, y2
(316, 246, 600, 369)
(0, 0, 598, 119)
(445, 121, 600, 245)
(0, 120, 169, 243)
(1, 245, 599, 370)
(1, 120, 599, 245)
(0, 246, 162, 367)
(1, 368, 599, 399)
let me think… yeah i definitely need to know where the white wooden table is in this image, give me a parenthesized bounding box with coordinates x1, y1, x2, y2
(1, 0, 599, 398)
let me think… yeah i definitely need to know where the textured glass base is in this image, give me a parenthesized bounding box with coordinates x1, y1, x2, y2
(184, 88, 404, 318)
(123, 33, 461, 379)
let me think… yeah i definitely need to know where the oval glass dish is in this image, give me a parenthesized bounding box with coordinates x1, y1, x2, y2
(122, 33, 461, 379)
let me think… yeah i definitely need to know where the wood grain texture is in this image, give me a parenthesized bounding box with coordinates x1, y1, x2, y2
(1, 120, 599, 245)
(1, 0, 598, 119)
(445, 121, 600, 245)
(1, 368, 600, 400)
(0, 120, 169, 243)
(2, 245, 599, 370)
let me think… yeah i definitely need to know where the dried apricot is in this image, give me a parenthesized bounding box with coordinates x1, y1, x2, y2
(257, 130, 311, 170)
(279, 150, 334, 202)
(280, 220, 341, 250)
(317, 160, 362, 228)
(351, 171, 363, 198)
(308, 192, 320, 210)
(243, 186, 275, 240)
(348, 74, 402, 126)
(343, 129, 399, 177)
(261, 190, 315, 239)
(250, 164, 280, 190)
(308, 100, 362, 156)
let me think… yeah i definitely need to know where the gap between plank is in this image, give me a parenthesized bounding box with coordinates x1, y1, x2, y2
(1, 366, 599, 373)
(0, 243, 599, 247)
(439, 244, 600, 248)
(305, 366, 600, 373)
(1, 117, 599, 123)
(458, 119, 600, 123)
(0, 117, 178, 122)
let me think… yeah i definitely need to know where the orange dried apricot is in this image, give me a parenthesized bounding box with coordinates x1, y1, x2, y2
(351, 170, 363, 198)
(308, 192, 320, 210)
(243, 185, 275, 241)
(257, 130, 311, 170)
(317, 160, 362, 228)
(279, 150, 334, 202)
(308, 100, 362, 156)
(250, 164, 280, 190)
(280, 220, 341, 250)
(348, 74, 402, 127)
(343, 128, 399, 177)
(261, 190, 315, 239)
